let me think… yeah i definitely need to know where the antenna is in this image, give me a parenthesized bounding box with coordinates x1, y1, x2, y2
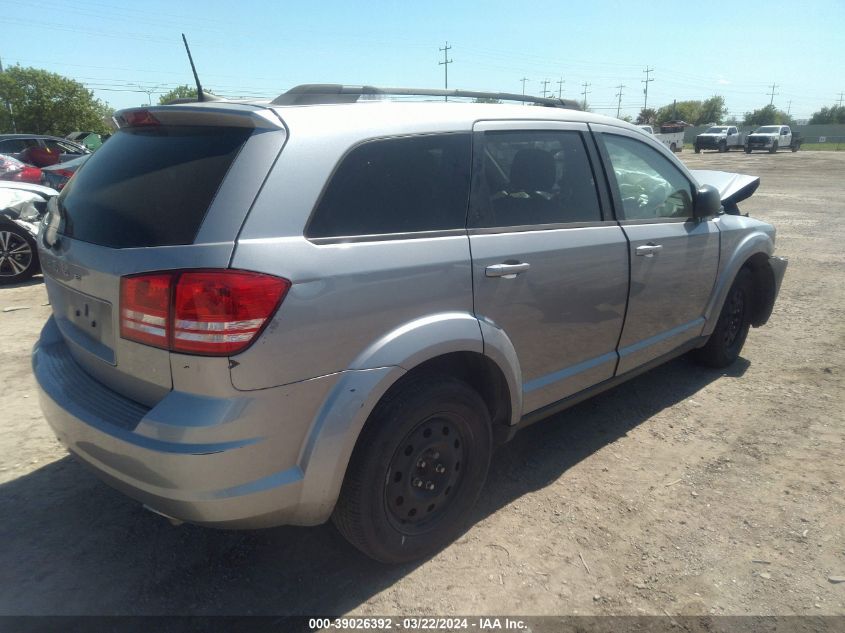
(181, 33, 204, 102)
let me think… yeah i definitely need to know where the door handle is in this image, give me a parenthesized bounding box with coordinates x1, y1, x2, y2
(485, 262, 531, 278)
(635, 243, 663, 258)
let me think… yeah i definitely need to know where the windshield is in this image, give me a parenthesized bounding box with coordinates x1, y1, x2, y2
(755, 126, 781, 133)
(705, 127, 727, 133)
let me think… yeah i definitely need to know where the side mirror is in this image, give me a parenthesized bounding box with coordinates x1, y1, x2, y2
(694, 184, 721, 219)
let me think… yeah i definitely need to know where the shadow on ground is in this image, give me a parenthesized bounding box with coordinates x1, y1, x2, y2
(0, 356, 747, 616)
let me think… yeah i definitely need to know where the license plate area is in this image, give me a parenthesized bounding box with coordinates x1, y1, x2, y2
(46, 280, 115, 364)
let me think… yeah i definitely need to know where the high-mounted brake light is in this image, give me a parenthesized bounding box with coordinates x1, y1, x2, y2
(119, 110, 160, 128)
(120, 270, 290, 356)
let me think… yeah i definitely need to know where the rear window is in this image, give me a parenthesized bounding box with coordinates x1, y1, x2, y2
(58, 125, 251, 248)
(306, 133, 471, 239)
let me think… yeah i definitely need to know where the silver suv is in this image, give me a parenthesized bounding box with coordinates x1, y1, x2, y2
(32, 85, 787, 563)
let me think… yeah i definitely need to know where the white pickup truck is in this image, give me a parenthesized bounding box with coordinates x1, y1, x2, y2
(694, 126, 742, 153)
(745, 125, 802, 153)
(638, 122, 685, 152)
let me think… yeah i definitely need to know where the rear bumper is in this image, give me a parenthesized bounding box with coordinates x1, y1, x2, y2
(33, 317, 343, 528)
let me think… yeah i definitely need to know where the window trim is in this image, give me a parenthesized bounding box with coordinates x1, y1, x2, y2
(592, 128, 698, 224)
(467, 125, 609, 233)
(303, 131, 473, 242)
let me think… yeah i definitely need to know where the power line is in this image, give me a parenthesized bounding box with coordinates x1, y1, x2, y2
(581, 82, 591, 110)
(642, 67, 654, 111)
(615, 83, 625, 118)
(438, 42, 453, 102)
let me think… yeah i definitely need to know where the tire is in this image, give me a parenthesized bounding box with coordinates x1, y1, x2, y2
(769, 141, 778, 154)
(791, 143, 799, 153)
(670, 142, 677, 152)
(694, 145, 700, 154)
(692, 269, 753, 368)
(332, 376, 492, 563)
(718, 141, 727, 153)
(745, 147, 752, 154)
(0, 222, 39, 285)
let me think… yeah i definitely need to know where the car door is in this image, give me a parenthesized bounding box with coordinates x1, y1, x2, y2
(468, 121, 629, 414)
(592, 125, 720, 375)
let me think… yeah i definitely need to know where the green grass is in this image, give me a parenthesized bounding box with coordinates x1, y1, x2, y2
(799, 143, 844, 151)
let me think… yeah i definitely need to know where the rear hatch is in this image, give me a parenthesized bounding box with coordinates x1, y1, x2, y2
(38, 104, 287, 406)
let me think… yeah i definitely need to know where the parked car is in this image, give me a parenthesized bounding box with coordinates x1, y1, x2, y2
(745, 125, 801, 153)
(0, 154, 42, 184)
(66, 131, 104, 152)
(694, 125, 742, 153)
(0, 181, 57, 284)
(32, 86, 787, 563)
(41, 154, 90, 191)
(0, 134, 90, 167)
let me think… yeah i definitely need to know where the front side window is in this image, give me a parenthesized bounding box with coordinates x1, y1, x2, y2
(470, 130, 602, 228)
(600, 134, 694, 221)
(306, 133, 471, 238)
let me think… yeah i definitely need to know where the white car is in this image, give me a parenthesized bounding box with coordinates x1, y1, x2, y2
(694, 126, 742, 153)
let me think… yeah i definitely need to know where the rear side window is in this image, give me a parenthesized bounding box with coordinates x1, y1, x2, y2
(470, 130, 602, 228)
(58, 125, 251, 248)
(306, 133, 471, 238)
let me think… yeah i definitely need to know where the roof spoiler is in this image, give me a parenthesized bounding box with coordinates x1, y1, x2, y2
(271, 84, 581, 109)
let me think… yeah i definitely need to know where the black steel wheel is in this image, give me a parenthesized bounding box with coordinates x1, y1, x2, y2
(333, 376, 492, 563)
(692, 269, 753, 368)
(769, 141, 778, 154)
(0, 222, 38, 285)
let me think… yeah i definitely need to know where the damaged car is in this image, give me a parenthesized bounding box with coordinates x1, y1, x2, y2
(0, 181, 57, 284)
(32, 86, 787, 563)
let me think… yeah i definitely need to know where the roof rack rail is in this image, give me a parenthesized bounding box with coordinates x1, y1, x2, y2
(271, 84, 581, 110)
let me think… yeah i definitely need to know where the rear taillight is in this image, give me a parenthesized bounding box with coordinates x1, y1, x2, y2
(119, 109, 160, 127)
(120, 270, 290, 356)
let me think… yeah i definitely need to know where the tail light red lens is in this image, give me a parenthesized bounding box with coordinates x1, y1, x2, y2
(120, 270, 290, 356)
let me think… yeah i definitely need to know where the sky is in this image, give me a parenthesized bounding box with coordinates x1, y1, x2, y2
(1, 0, 843, 121)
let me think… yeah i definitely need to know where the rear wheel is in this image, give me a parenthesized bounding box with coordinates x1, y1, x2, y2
(791, 143, 799, 152)
(692, 269, 753, 368)
(0, 223, 39, 285)
(694, 145, 701, 154)
(769, 141, 778, 154)
(718, 140, 727, 153)
(333, 376, 492, 563)
(745, 146, 752, 154)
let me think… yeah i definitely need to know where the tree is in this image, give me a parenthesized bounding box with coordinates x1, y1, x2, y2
(743, 104, 793, 127)
(655, 100, 700, 125)
(636, 108, 656, 124)
(0, 65, 113, 135)
(809, 105, 845, 124)
(697, 96, 728, 125)
(159, 85, 198, 104)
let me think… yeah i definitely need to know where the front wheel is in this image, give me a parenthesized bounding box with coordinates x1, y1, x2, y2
(769, 141, 778, 154)
(718, 141, 727, 153)
(0, 223, 39, 285)
(745, 147, 752, 154)
(333, 376, 492, 563)
(691, 269, 753, 368)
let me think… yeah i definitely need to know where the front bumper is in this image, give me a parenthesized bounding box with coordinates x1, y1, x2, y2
(32, 317, 341, 528)
(696, 137, 724, 149)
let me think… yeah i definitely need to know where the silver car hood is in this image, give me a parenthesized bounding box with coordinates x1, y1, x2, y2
(690, 170, 760, 205)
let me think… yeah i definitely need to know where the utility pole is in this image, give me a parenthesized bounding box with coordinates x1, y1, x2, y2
(0, 55, 16, 133)
(520, 77, 529, 98)
(787, 100, 792, 116)
(581, 82, 591, 111)
(615, 83, 625, 118)
(540, 79, 550, 99)
(556, 77, 564, 99)
(837, 92, 844, 107)
(438, 42, 453, 102)
(642, 67, 654, 111)
(767, 83, 779, 106)
(138, 84, 160, 106)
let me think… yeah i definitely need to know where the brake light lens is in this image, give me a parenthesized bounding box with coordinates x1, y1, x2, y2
(119, 109, 160, 128)
(120, 270, 290, 356)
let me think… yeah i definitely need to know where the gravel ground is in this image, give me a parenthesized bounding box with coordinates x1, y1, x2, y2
(0, 150, 842, 617)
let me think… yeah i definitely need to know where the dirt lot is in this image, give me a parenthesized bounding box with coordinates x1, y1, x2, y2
(0, 151, 843, 617)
